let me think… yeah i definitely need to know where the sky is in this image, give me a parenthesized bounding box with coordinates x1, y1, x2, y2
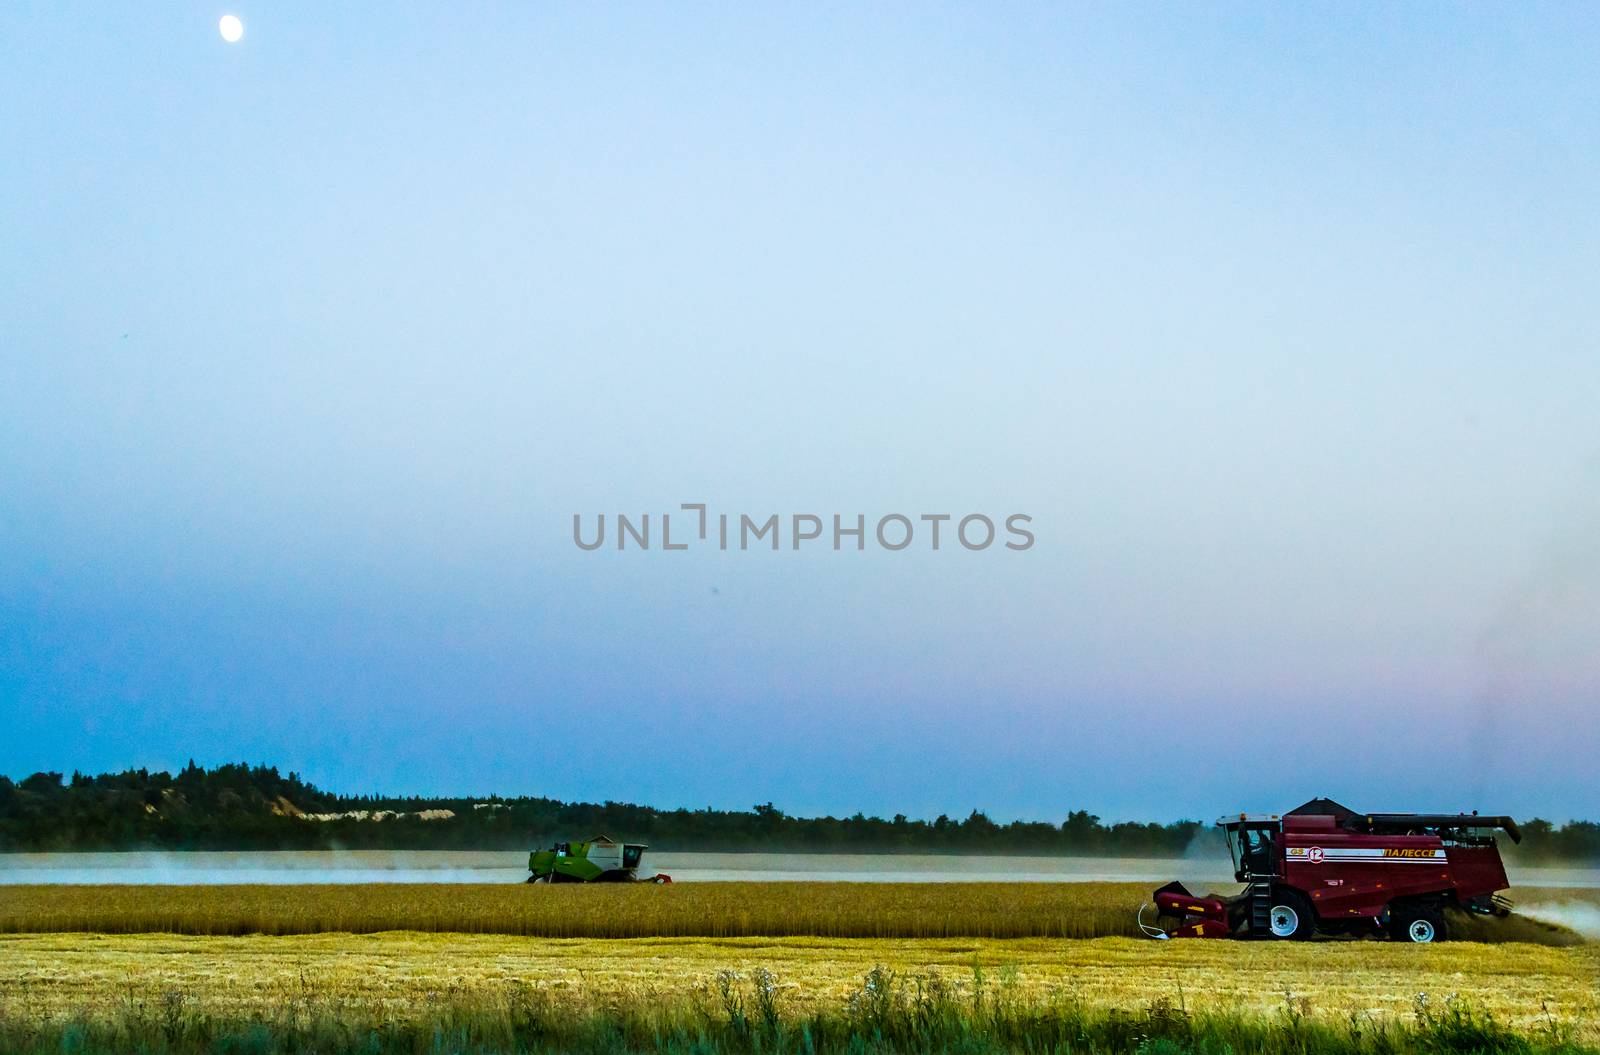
(2, 3, 1598, 823)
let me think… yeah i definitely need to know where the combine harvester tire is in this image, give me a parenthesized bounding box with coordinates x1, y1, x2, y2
(1267, 889, 1315, 940)
(1388, 903, 1446, 944)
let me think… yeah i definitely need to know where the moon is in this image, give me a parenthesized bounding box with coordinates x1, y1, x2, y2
(219, 14, 244, 43)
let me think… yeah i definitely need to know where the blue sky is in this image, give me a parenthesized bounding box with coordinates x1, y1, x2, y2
(2, 3, 1598, 821)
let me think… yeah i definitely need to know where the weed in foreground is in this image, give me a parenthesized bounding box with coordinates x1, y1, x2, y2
(7, 963, 1584, 1055)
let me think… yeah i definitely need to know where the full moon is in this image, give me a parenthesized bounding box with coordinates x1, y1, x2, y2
(219, 14, 244, 43)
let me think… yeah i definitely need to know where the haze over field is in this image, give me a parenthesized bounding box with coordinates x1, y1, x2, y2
(4, 851, 1599, 891)
(2, 5, 1598, 821)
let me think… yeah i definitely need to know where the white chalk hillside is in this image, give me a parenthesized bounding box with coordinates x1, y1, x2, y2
(300, 808, 458, 823)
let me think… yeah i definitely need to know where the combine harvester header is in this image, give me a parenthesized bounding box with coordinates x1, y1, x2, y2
(1140, 798, 1520, 943)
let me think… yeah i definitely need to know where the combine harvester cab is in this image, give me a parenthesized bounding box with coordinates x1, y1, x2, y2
(527, 834, 672, 884)
(1139, 798, 1519, 943)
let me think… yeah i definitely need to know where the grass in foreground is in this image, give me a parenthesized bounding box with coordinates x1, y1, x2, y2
(0, 882, 1590, 942)
(1, 960, 1594, 1055)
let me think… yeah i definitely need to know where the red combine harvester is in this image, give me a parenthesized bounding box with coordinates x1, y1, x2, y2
(1139, 798, 1520, 943)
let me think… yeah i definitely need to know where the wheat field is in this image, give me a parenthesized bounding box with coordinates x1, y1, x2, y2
(3, 884, 1597, 1052)
(0, 881, 1148, 938)
(1, 881, 1593, 942)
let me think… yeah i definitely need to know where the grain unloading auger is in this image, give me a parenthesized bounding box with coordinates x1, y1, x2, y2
(1139, 798, 1519, 943)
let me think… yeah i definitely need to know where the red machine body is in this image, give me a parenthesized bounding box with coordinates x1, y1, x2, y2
(1279, 812, 1510, 922)
(1139, 798, 1519, 943)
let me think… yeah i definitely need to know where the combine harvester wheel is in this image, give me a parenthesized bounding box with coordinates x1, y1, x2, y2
(1387, 903, 1446, 943)
(1267, 889, 1315, 940)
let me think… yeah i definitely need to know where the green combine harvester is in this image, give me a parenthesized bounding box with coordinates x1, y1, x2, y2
(526, 834, 672, 883)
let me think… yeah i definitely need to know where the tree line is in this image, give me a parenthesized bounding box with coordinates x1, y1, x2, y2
(1, 762, 1595, 860)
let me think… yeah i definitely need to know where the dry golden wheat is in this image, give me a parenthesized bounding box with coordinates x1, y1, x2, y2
(0, 881, 1137, 938)
(0, 882, 1591, 941)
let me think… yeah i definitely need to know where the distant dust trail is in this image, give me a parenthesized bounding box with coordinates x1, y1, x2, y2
(1469, 458, 1600, 805)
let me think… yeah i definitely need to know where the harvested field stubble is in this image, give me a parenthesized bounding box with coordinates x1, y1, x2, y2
(0, 881, 1592, 942)
(0, 932, 1596, 1048)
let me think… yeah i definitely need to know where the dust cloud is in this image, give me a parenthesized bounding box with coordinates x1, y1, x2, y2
(1516, 902, 1600, 940)
(0, 851, 1237, 885)
(0, 850, 529, 885)
(1469, 459, 1600, 807)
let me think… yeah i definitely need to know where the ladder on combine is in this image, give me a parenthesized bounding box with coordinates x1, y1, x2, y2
(1248, 875, 1272, 938)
